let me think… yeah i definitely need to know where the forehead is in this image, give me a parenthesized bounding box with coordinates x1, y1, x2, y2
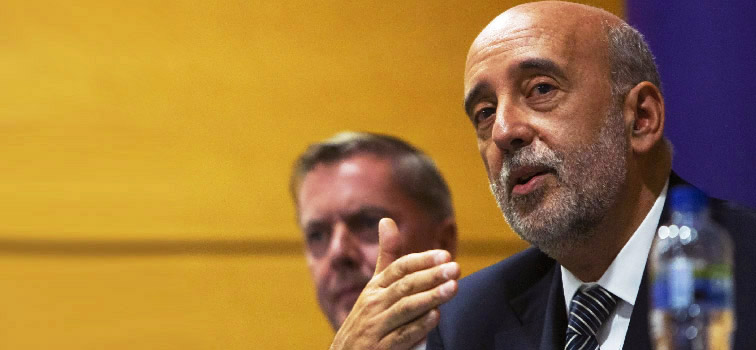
(464, 8, 609, 92)
(297, 155, 405, 222)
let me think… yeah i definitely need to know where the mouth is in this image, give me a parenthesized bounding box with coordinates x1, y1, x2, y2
(508, 166, 554, 196)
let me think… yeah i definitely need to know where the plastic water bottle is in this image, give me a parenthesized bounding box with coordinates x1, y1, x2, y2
(648, 185, 735, 350)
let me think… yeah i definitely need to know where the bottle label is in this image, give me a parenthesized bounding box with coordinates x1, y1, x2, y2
(695, 263, 734, 308)
(652, 261, 733, 309)
(669, 256, 694, 309)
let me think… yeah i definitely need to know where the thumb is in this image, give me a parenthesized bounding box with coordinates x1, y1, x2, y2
(375, 217, 402, 274)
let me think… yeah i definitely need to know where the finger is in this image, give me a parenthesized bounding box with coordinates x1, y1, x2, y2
(382, 261, 460, 307)
(369, 260, 458, 313)
(378, 309, 441, 350)
(379, 279, 457, 334)
(375, 218, 401, 274)
(377, 249, 451, 288)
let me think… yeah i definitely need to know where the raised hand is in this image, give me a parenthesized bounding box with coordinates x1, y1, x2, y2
(330, 218, 460, 350)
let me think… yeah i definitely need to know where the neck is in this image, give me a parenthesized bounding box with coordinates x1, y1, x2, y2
(557, 151, 671, 282)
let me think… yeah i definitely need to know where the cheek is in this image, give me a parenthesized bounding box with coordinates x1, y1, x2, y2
(395, 219, 439, 254)
(479, 144, 501, 181)
(361, 244, 379, 273)
(306, 256, 329, 287)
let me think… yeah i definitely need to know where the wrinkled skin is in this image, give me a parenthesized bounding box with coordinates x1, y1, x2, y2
(464, 1, 668, 281)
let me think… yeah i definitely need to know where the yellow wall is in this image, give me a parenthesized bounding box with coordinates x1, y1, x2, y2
(0, 0, 622, 348)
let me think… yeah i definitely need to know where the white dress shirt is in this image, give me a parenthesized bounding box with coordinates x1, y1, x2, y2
(561, 181, 668, 349)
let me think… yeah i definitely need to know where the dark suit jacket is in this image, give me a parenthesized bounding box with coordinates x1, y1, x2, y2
(428, 176, 756, 349)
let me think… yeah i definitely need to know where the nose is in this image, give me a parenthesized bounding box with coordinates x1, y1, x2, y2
(327, 223, 361, 270)
(491, 101, 535, 155)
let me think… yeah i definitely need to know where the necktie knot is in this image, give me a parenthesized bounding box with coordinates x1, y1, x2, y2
(565, 285, 618, 350)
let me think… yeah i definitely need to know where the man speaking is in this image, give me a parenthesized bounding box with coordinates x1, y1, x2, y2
(428, 1, 756, 349)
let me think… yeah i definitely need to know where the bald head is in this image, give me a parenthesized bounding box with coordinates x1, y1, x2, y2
(466, 1, 623, 94)
(470, 1, 621, 50)
(465, 1, 662, 115)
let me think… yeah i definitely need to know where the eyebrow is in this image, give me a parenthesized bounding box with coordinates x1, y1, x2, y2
(302, 206, 392, 231)
(463, 58, 567, 117)
(302, 219, 328, 234)
(344, 206, 392, 222)
(463, 82, 491, 118)
(517, 58, 567, 81)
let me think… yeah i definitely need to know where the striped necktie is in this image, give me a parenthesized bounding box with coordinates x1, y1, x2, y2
(565, 285, 618, 350)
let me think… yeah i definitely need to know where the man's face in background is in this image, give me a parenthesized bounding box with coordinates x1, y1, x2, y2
(296, 154, 443, 329)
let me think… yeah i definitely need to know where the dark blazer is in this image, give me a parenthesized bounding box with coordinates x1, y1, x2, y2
(428, 175, 756, 349)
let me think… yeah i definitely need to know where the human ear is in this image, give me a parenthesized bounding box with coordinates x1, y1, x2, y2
(624, 81, 665, 154)
(435, 218, 458, 259)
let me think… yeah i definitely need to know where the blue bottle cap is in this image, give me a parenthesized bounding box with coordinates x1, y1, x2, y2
(668, 185, 708, 213)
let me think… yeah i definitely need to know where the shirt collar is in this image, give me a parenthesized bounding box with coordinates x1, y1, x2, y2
(562, 180, 668, 312)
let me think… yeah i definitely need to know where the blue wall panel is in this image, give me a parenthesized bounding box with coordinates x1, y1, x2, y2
(627, 0, 756, 208)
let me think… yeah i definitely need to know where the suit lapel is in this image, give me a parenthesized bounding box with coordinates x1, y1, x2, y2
(622, 271, 653, 349)
(492, 257, 566, 350)
(538, 267, 567, 350)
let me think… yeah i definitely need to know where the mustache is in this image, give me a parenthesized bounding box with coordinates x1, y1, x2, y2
(498, 143, 563, 183)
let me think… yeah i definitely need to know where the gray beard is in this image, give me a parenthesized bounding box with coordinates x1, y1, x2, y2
(489, 107, 628, 258)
